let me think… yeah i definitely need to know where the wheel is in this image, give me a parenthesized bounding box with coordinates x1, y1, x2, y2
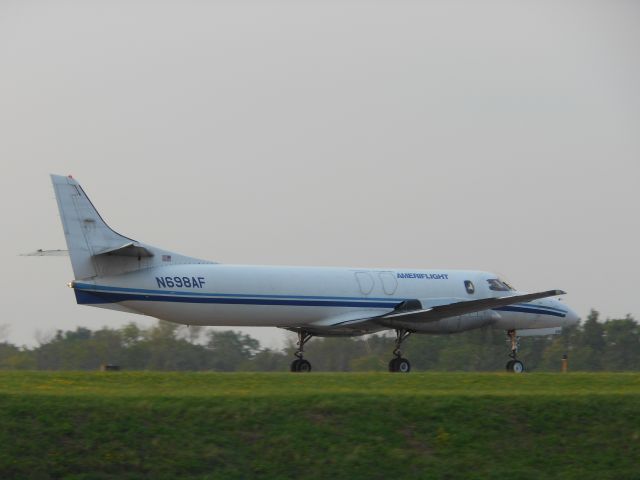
(388, 358, 400, 372)
(511, 360, 524, 373)
(290, 359, 302, 372)
(389, 357, 411, 373)
(397, 358, 411, 373)
(291, 359, 311, 372)
(506, 360, 524, 373)
(297, 359, 312, 373)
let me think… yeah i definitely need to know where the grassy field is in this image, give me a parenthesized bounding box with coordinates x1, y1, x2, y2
(0, 372, 639, 479)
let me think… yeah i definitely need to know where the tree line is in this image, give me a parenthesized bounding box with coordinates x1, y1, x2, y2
(0, 310, 638, 371)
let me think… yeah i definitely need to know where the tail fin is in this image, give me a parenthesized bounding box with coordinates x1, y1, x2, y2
(51, 175, 210, 280)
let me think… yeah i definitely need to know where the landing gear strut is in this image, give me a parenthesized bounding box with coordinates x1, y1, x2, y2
(290, 331, 312, 373)
(505, 329, 525, 373)
(389, 329, 412, 373)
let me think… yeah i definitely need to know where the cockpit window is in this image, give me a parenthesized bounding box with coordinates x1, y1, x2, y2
(487, 278, 514, 291)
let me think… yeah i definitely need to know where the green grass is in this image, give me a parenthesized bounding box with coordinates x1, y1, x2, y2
(1, 372, 639, 480)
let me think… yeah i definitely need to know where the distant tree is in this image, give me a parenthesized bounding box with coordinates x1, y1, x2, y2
(350, 355, 387, 371)
(539, 337, 568, 371)
(140, 321, 209, 370)
(519, 335, 554, 372)
(206, 330, 260, 371)
(350, 334, 394, 371)
(0, 343, 36, 370)
(582, 310, 605, 350)
(90, 328, 125, 366)
(577, 310, 606, 370)
(182, 325, 205, 344)
(601, 316, 640, 371)
(242, 349, 289, 371)
(121, 322, 143, 347)
(303, 337, 362, 371)
(1, 310, 638, 372)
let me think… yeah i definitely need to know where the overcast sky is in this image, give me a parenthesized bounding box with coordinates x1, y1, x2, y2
(1, 0, 638, 348)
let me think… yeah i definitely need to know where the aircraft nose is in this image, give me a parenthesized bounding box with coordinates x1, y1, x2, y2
(565, 306, 580, 326)
(546, 298, 580, 326)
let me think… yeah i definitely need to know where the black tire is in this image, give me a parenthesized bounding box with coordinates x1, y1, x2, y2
(298, 359, 312, 373)
(397, 358, 411, 373)
(389, 357, 411, 373)
(505, 360, 515, 372)
(290, 359, 302, 372)
(388, 358, 399, 372)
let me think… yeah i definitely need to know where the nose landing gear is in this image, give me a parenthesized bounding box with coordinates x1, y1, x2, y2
(506, 329, 525, 373)
(389, 329, 413, 373)
(290, 331, 313, 372)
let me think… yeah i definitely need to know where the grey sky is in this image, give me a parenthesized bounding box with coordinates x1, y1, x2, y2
(1, 0, 638, 348)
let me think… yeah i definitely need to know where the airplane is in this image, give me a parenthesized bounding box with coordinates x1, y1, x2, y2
(47, 174, 580, 373)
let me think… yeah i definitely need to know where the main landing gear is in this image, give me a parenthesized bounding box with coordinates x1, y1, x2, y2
(290, 331, 313, 373)
(505, 329, 525, 373)
(389, 329, 413, 373)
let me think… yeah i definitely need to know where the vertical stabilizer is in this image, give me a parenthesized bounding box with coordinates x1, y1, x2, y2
(51, 175, 134, 280)
(50, 175, 211, 281)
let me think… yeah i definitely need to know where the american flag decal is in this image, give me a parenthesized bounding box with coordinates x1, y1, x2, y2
(162, 255, 171, 262)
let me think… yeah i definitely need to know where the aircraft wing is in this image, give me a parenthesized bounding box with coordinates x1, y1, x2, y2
(283, 309, 387, 336)
(286, 289, 565, 336)
(379, 289, 566, 323)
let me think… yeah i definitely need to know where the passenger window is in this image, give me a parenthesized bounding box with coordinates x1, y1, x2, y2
(464, 280, 475, 294)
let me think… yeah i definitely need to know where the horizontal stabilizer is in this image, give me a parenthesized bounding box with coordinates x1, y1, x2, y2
(94, 242, 154, 258)
(381, 290, 566, 323)
(21, 249, 69, 256)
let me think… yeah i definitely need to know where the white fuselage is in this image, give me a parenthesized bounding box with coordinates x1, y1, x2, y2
(73, 264, 578, 335)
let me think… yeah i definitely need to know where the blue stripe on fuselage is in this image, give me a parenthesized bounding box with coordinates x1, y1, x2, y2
(74, 289, 401, 309)
(512, 303, 568, 315)
(73, 283, 401, 302)
(493, 306, 567, 318)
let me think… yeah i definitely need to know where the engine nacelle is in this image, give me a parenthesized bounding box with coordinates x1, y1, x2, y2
(379, 310, 499, 334)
